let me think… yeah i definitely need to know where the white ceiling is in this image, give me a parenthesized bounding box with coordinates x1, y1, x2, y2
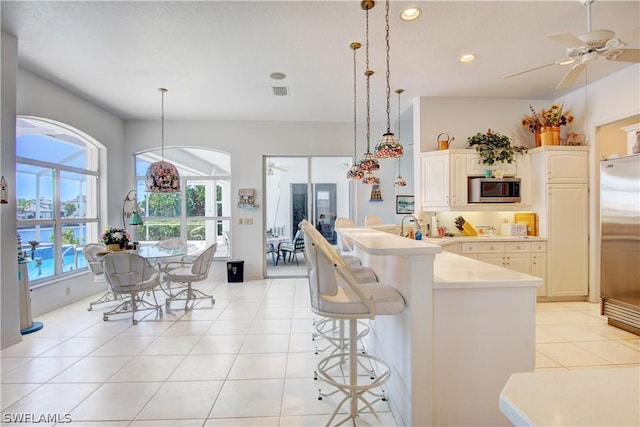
(2, 0, 639, 123)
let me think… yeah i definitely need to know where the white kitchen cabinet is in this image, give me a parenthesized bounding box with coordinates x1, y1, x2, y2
(420, 152, 449, 208)
(419, 149, 529, 211)
(531, 147, 589, 298)
(467, 152, 517, 176)
(531, 253, 547, 297)
(462, 239, 542, 279)
(546, 184, 589, 297)
(442, 242, 461, 254)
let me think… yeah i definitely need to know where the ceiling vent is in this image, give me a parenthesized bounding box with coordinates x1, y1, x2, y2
(271, 86, 289, 96)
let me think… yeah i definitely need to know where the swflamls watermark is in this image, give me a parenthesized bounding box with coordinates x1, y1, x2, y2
(2, 413, 72, 423)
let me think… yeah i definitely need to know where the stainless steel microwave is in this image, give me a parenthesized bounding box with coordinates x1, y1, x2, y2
(468, 177, 521, 203)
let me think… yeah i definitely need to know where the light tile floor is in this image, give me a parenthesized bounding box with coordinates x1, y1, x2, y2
(1, 273, 638, 427)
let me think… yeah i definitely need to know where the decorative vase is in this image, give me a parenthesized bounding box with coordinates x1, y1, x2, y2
(534, 129, 541, 147)
(484, 168, 492, 178)
(541, 126, 560, 146)
(550, 126, 560, 145)
(107, 243, 123, 252)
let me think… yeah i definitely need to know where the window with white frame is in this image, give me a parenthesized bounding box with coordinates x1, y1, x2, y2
(134, 148, 231, 258)
(15, 117, 101, 284)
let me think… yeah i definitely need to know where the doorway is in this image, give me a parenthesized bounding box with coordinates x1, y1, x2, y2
(264, 156, 352, 277)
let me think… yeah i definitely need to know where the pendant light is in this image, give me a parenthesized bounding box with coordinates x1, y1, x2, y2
(374, 0, 404, 159)
(394, 88, 407, 187)
(347, 42, 365, 180)
(145, 88, 181, 193)
(358, 0, 380, 182)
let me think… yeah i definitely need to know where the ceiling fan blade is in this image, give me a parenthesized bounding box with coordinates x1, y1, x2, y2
(546, 32, 585, 48)
(606, 48, 640, 63)
(556, 63, 586, 90)
(502, 60, 570, 79)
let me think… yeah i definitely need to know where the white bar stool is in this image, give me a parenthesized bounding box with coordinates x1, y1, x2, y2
(301, 222, 405, 426)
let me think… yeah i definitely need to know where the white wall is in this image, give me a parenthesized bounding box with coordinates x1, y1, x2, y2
(1, 32, 22, 348)
(125, 119, 398, 279)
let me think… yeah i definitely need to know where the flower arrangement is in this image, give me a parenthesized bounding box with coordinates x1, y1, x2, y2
(541, 103, 574, 127)
(521, 104, 574, 132)
(100, 226, 130, 249)
(467, 129, 528, 167)
(521, 105, 544, 133)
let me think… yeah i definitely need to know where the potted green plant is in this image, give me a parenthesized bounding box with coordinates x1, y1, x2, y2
(466, 129, 528, 178)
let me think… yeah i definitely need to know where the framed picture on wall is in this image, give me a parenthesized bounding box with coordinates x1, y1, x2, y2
(396, 195, 415, 214)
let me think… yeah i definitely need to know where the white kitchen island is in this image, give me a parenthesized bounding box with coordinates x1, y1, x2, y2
(339, 228, 542, 427)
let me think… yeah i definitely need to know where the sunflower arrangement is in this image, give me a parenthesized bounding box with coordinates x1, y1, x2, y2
(521, 105, 544, 133)
(541, 103, 574, 127)
(521, 104, 575, 132)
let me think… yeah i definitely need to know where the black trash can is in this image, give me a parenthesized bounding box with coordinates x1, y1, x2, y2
(227, 259, 244, 283)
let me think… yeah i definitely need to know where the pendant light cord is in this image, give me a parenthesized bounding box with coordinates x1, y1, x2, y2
(384, 0, 391, 133)
(352, 43, 359, 163)
(396, 88, 403, 175)
(365, 6, 371, 153)
(159, 87, 167, 160)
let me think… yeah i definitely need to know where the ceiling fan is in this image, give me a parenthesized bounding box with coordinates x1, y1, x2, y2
(266, 161, 288, 175)
(504, 0, 639, 90)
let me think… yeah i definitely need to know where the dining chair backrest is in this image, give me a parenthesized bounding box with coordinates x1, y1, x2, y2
(189, 243, 218, 279)
(84, 243, 106, 275)
(102, 252, 158, 292)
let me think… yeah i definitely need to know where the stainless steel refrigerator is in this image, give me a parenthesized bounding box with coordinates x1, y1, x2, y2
(600, 154, 640, 335)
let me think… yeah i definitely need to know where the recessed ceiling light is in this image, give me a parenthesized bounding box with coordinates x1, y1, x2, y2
(270, 72, 286, 80)
(458, 53, 476, 63)
(400, 7, 421, 21)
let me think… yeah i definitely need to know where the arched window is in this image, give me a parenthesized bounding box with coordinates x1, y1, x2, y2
(134, 147, 231, 258)
(16, 117, 101, 283)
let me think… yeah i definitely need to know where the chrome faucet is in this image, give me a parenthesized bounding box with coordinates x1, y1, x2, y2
(401, 214, 421, 237)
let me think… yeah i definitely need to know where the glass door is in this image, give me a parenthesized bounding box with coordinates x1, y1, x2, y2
(264, 156, 351, 278)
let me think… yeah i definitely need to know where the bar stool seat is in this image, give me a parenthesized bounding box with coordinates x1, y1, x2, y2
(301, 221, 405, 426)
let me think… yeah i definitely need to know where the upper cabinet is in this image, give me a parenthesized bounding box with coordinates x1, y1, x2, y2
(531, 146, 588, 184)
(419, 149, 531, 211)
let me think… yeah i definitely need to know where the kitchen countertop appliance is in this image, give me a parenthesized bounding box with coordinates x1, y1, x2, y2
(600, 154, 640, 336)
(468, 177, 521, 203)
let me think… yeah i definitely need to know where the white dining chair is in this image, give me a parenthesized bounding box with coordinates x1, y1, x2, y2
(84, 243, 124, 311)
(101, 252, 162, 324)
(163, 243, 217, 311)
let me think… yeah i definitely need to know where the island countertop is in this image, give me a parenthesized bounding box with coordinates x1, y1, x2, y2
(338, 226, 542, 426)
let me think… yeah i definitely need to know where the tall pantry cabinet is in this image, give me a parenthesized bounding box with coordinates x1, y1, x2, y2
(531, 146, 589, 298)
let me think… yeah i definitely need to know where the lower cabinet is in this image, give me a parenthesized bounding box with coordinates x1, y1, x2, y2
(458, 240, 547, 294)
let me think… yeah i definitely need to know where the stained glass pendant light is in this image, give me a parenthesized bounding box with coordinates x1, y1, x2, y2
(374, 0, 404, 159)
(346, 42, 365, 180)
(145, 88, 181, 193)
(394, 88, 407, 187)
(358, 0, 380, 180)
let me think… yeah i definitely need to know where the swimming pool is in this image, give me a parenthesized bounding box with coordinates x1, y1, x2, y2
(26, 248, 87, 282)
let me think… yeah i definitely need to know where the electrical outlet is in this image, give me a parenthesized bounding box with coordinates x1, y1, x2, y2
(65, 287, 71, 296)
